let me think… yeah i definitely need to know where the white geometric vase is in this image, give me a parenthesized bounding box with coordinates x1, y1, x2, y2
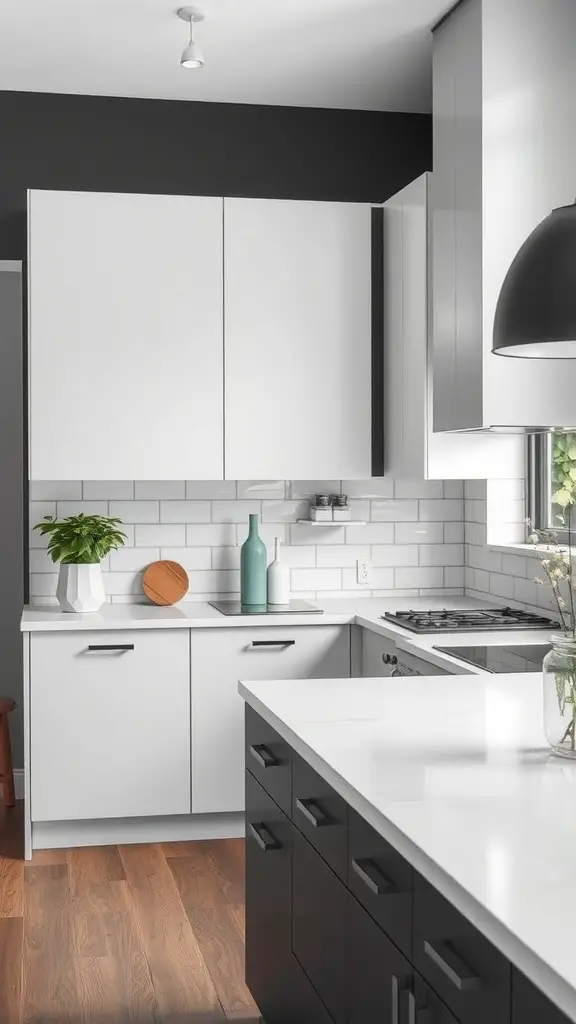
(56, 563, 105, 613)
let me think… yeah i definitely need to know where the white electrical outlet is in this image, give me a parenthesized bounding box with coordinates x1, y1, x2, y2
(356, 558, 370, 585)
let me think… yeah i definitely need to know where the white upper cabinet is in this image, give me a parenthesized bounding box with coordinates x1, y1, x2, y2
(432, 0, 576, 431)
(224, 198, 373, 480)
(384, 174, 522, 479)
(28, 190, 224, 480)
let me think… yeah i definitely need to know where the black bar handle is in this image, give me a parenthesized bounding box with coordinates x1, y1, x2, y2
(352, 857, 397, 896)
(249, 744, 278, 769)
(250, 640, 296, 648)
(406, 991, 417, 1024)
(423, 939, 480, 992)
(295, 797, 329, 828)
(87, 644, 135, 652)
(248, 821, 280, 852)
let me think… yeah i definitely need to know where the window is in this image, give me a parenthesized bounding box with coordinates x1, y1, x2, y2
(528, 431, 576, 541)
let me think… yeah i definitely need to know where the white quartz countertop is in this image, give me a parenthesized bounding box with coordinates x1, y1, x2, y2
(239, 671, 576, 1021)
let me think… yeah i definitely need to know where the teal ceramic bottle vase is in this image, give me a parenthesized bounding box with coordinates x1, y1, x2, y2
(241, 514, 268, 607)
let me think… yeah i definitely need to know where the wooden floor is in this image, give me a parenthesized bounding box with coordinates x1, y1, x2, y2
(0, 802, 259, 1023)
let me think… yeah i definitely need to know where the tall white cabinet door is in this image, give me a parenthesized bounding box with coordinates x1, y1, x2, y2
(30, 630, 191, 822)
(28, 190, 224, 480)
(224, 198, 373, 480)
(191, 625, 350, 814)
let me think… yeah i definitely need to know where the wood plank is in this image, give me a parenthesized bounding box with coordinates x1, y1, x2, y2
(0, 916, 23, 1022)
(168, 847, 257, 1019)
(120, 843, 225, 1021)
(68, 847, 126, 958)
(67, 846, 126, 896)
(0, 847, 23, 919)
(21, 863, 77, 1023)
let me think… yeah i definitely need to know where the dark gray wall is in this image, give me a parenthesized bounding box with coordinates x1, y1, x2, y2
(0, 89, 431, 770)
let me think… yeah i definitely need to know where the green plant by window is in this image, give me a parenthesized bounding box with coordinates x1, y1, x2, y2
(33, 514, 126, 564)
(552, 431, 576, 510)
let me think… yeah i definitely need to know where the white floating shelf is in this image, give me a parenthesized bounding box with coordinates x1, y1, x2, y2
(296, 520, 367, 527)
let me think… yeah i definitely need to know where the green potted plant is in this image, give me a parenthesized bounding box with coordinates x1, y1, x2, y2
(33, 513, 126, 613)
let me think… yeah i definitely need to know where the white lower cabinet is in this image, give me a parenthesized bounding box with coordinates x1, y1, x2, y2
(190, 626, 351, 814)
(30, 630, 191, 822)
(361, 629, 398, 678)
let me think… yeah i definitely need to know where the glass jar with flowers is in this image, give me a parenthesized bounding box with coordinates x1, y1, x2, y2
(528, 508, 576, 758)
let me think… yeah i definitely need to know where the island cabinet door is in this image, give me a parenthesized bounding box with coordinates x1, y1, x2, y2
(191, 625, 350, 814)
(292, 827, 347, 1024)
(346, 892, 412, 1024)
(512, 969, 571, 1024)
(245, 771, 334, 1024)
(414, 874, 510, 1024)
(413, 973, 461, 1023)
(30, 629, 191, 822)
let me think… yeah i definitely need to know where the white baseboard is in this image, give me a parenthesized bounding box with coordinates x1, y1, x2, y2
(0, 769, 24, 803)
(32, 811, 245, 851)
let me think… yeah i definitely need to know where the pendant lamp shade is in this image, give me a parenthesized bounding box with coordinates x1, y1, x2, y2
(493, 202, 576, 358)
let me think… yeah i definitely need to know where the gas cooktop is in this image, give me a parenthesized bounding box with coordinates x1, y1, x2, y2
(382, 607, 559, 634)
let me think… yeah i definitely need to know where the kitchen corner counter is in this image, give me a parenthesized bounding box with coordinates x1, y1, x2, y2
(239, 671, 576, 1022)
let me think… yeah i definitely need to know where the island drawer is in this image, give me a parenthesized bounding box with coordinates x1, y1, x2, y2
(245, 705, 292, 815)
(347, 808, 413, 958)
(414, 874, 510, 1024)
(414, 972, 461, 1023)
(292, 752, 347, 880)
(512, 968, 571, 1023)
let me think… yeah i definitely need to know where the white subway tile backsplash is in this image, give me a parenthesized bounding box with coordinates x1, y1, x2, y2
(443, 480, 464, 499)
(502, 553, 530, 578)
(342, 479, 394, 498)
(237, 481, 285, 500)
(419, 544, 464, 567)
(30, 481, 82, 501)
(465, 500, 487, 524)
(185, 481, 237, 500)
(372, 545, 418, 567)
(135, 481, 186, 499)
(464, 521, 486, 547)
(473, 569, 490, 593)
(262, 500, 308, 523)
(186, 524, 236, 547)
(395, 522, 443, 545)
(343, 567, 394, 590)
(109, 548, 159, 571)
(465, 481, 486, 500)
(489, 572, 515, 599)
(135, 524, 186, 546)
(395, 567, 444, 589)
(419, 499, 463, 522)
(212, 500, 260, 523)
(291, 568, 342, 591)
(187, 570, 240, 594)
(83, 481, 134, 500)
(160, 501, 210, 523)
(110, 501, 159, 523)
(57, 501, 108, 518)
(394, 480, 443, 499)
(159, 548, 212, 570)
(30, 480, 470, 604)
(371, 500, 418, 522)
(317, 545, 370, 568)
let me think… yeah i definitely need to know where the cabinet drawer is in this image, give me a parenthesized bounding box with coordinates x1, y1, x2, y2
(292, 753, 347, 880)
(346, 893, 412, 1024)
(194, 624, 349, 814)
(512, 968, 571, 1024)
(245, 705, 292, 814)
(293, 827, 347, 1024)
(347, 808, 413, 958)
(30, 629, 191, 822)
(414, 874, 510, 1024)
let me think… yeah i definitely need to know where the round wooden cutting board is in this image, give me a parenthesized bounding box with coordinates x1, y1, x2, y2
(142, 560, 189, 606)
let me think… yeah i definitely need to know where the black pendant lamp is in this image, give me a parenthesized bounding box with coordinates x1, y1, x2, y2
(493, 201, 576, 358)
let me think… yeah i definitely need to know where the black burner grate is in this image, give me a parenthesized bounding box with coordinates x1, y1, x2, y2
(383, 607, 558, 634)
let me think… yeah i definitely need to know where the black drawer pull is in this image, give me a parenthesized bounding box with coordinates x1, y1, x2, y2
(248, 821, 280, 852)
(295, 797, 329, 827)
(391, 975, 400, 1024)
(249, 744, 278, 769)
(87, 644, 135, 652)
(250, 640, 296, 647)
(423, 939, 480, 992)
(352, 857, 397, 896)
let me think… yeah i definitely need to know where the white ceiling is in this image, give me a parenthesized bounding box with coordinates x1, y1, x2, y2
(0, 0, 454, 112)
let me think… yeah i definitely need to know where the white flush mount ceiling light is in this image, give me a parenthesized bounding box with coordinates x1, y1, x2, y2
(177, 7, 205, 69)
